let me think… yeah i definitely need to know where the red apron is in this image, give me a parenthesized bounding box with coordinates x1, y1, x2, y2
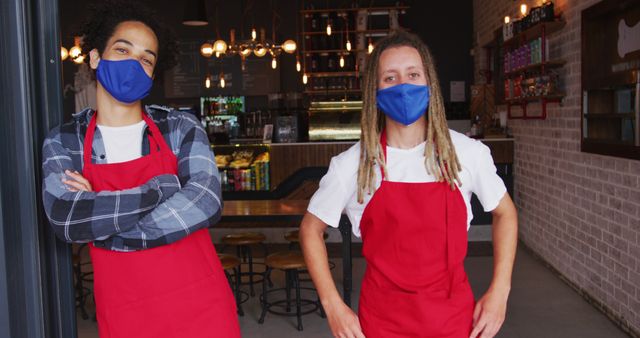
(83, 112, 240, 338)
(358, 132, 475, 338)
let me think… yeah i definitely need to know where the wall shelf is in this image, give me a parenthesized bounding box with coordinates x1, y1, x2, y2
(504, 60, 565, 77)
(307, 71, 359, 77)
(304, 89, 361, 94)
(499, 18, 566, 120)
(507, 94, 565, 119)
(300, 6, 409, 14)
(503, 20, 566, 47)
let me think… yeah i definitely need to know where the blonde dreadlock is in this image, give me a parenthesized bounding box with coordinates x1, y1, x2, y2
(357, 30, 462, 203)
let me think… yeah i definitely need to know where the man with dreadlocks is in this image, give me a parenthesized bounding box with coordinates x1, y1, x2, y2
(300, 30, 518, 338)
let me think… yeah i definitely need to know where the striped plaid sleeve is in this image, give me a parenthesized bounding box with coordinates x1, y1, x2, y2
(113, 111, 222, 249)
(41, 126, 182, 243)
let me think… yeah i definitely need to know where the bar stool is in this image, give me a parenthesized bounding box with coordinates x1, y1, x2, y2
(221, 232, 268, 296)
(218, 253, 248, 316)
(284, 230, 328, 250)
(284, 230, 336, 274)
(258, 251, 325, 331)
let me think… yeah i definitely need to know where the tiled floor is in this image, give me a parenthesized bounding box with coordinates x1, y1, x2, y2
(76, 247, 630, 337)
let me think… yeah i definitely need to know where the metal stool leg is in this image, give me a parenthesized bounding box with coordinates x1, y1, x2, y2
(261, 243, 273, 287)
(247, 246, 255, 296)
(285, 270, 292, 313)
(74, 257, 89, 320)
(258, 267, 272, 324)
(294, 269, 303, 331)
(233, 266, 244, 316)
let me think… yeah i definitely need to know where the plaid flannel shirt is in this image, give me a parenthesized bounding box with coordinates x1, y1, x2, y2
(42, 105, 222, 252)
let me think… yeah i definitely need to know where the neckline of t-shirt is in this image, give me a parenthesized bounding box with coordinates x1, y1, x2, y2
(97, 120, 147, 132)
(386, 141, 427, 154)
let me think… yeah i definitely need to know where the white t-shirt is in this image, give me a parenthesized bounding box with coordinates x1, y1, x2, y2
(97, 120, 147, 163)
(307, 130, 507, 237)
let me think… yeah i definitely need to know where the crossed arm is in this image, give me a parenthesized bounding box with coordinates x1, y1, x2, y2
(42, 116, 222, 250)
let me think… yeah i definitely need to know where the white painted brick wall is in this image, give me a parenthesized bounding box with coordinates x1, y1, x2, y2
(473, 0, 640, 333)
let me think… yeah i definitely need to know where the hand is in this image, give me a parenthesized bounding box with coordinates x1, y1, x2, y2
(62, 170, 93, 192)
(323, 298, 365, 338)
(469, 288, 509, 338)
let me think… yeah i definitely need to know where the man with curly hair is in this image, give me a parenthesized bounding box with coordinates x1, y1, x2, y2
(41, 2, 241, 337)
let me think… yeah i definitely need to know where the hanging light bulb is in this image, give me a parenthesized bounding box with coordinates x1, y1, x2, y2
(339, 55, 345, 68)
(326, 21, 332, 36)
(251, 28, 257, 41)
(200, 42, 214, 57)
(271, 57, 277, 69)
(346, 40, 352, 52)
(302, 73, 308, 84)
(69, 45, 82, 60)
(282, 40, 297, 54)
(73, 54, 85, 64)
(69, 36, 82, 60)
(215, 51, 221, 58)
(368, 39, 374, 54)
(60, 46, 68, 61)
(220, 73, 226, 88)
(296, 56, 301, 72)
(254, 46, 268, 57)
(520, 3, 527, 16)
(504, 16, 510, 24)
(213, 40, 228, 54)
(205, 75, 211, 89)
(240, 47, 252, 57)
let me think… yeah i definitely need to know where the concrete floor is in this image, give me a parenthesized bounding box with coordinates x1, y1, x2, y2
(76, 247, 630, 337)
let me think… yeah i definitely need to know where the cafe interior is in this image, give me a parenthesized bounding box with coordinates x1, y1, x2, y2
(0, 0, 638, 337)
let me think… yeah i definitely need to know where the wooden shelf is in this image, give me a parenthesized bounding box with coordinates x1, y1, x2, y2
(302, 29, 391, 35)
(304, 89, 361, 94)
(300, 6, 409, 14)
(505, 93, 565, 104)
(504, 60, 566, 77)
(503, 20, 566, 47)
(506, 94, 565, 119)
(307, 71, 359, 77)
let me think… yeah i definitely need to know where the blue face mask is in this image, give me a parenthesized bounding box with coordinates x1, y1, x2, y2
(96, 59, 153, 104)
(376, 83, 430, 126)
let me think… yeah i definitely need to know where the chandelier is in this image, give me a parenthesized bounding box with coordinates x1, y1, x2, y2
(200, 28, 296, 70)
(60, 36, 85, 64)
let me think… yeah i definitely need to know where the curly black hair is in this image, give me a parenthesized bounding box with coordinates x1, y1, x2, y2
(79, 0, 178, 74)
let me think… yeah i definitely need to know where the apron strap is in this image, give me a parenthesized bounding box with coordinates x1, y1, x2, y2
(83, 112, 167, 169)
(379, 130, 387, 181)
(446, 188, 456, 299)
(83, 113, 98, 169)
(142, 113, 172, 154)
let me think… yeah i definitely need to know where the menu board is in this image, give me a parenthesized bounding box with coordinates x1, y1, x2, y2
(164, 39, 280, 98)
(164, 40, 204, 98)
(242, 58, 280, 95)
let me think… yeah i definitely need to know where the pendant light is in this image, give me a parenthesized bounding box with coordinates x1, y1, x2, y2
(182, 0, 208, 26)
(200, 42, 214, 57)
(60, 47, 69, 61)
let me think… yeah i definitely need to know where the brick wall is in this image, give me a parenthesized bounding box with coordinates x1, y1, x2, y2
(472, 0, 640, 334)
